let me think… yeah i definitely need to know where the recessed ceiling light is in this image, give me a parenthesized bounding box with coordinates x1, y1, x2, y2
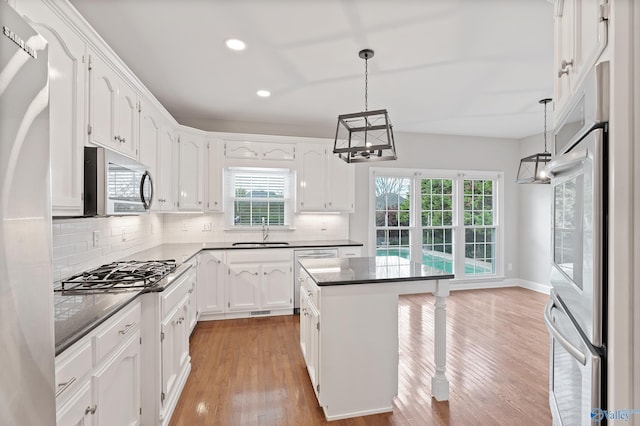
(256, 90, 271, 98)
(225, 38, 246, 51)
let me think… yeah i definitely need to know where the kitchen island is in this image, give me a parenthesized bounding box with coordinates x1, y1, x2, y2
(298, 256, 453, 421)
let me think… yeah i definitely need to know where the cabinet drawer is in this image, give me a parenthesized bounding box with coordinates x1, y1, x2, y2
(339, 246, 362, 258)
(55, 339, 92, 400)
(162, 268, 193, 317)
(93, 301, 140, 365)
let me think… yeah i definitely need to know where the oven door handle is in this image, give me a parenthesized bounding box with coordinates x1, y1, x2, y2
(543, 298, 587, 366)
(545, 149, 588, 177)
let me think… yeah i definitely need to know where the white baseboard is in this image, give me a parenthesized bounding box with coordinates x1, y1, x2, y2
(449, 278, 519, 291)
(518, 279, 551, 294)
(448, 278, 551, 294)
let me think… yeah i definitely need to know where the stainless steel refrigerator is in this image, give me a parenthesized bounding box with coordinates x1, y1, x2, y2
(0, 2, 55, 424)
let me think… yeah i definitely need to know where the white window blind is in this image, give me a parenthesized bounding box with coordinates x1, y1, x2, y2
(226, 168, 292, 226)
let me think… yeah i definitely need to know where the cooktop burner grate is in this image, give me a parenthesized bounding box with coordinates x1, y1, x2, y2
(60, 259, 177, 290)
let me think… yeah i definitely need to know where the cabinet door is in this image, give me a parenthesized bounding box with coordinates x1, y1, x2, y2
(197, 251, 226, 314)
(139, 103, 159, 209)
(187, 274, 198, 333)
(160, 298, 188, 408)
(178, 134, 204, 211)
(206, 139, 223, 212)
(157, 129, 176, 211)
(56, 380, 95, 426)
(554, 0, 575, 114)
(89, 53, 117, 151)
(327, 154, 354, 211)
(92, 332, 141, 426)
(228, 264, 261, 311)
(307, 301, 320, 398)
(299, 290, 309, 361)
(261, 143, 295, 161)
(26, 15, 85, 217)
(575, 0, 608, 81)
(262, 262, 293, 309)
(298, 143, 327, 211)
(117, 81, 139, 159)
(224, 140, 260, 159)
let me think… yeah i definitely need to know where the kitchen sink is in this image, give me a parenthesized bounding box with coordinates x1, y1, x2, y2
(231, 242, 290, 247)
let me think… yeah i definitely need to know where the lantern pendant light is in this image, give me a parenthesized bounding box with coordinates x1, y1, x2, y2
(516, 98, 553, 184)
(333, 49, 397, 163)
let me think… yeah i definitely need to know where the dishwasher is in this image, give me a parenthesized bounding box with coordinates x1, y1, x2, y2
(293, 248, 338, 313)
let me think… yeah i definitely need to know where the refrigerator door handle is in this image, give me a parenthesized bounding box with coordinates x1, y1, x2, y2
(544, 298, 587, 366)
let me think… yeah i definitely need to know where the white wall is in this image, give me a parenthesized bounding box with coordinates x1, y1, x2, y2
(517, 133, 552, 291)
(347, 131, 521, 280)
(52, 214, 163, 281)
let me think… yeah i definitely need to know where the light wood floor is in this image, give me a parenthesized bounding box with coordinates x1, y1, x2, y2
(170, 287, 551, 426)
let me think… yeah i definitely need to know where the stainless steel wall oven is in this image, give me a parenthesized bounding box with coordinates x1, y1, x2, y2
(545, 61, 609, 425)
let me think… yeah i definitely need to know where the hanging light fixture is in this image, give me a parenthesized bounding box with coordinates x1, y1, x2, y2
(333, 49, 397, 163)
(516, 98, 553, 184)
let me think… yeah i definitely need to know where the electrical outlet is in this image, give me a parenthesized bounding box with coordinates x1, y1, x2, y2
(321, 222, 327, 231)
(182, 222, 188, 231)
(121, 229, 126, 242)
(508, 263, 513, 271)
(202, 222, 212, 231)
(93, 230, 99, 247)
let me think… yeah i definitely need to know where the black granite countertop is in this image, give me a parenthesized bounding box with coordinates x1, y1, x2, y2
(122, 240, 362, 263)
(299, 256, 454, 286)
(53, 240, 362, 355)
(53, 263, 192, 355)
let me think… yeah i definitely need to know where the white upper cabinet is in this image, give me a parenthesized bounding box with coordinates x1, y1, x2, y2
(224, 140, 295, 162)
(156, 127, 177, 211)
(205, 139, 223, 212)
(297, 141, 354, 212)
(177, 130, 205, 211)
(139, 101, 160, 207)
(88, 50, 139, 159)
(298, 142, 327, 212)
(554, 0, 608, 117)
(21, 4, 85, 217)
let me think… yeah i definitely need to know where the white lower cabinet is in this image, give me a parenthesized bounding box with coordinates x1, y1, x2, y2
(300, 288, 320, 398)
(141, 265, 193, 426)
(197, 251, 226, 316)
(225, 250, 293, 316)
(55, 300, 141, 426)
(92, 332, 141, 426)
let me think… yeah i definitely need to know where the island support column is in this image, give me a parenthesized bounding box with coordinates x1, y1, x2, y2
(431, 280, 450, 400)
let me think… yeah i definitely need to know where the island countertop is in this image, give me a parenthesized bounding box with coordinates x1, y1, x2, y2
(299, 256, 454, 286)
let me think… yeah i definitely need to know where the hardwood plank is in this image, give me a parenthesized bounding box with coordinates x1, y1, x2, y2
(170, 287, 551, 425)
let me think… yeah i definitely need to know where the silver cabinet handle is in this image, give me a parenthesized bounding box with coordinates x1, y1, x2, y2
(85, 405, 97, 415)
(188, 288, 194, 294)
(543, 297, 587, 365)
(558, 59, 574, 77)
(118, 322, 136, 335)
(55, 377, 76, 397)
(198, 201, 202, 205)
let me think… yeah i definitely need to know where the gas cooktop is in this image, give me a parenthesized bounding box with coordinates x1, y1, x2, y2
(58, 260, 177, 291)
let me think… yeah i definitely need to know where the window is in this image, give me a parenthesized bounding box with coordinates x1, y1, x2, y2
(372, 169, 501, 279)
(375, 177, 411, 258)
(226, 168, 293, 227)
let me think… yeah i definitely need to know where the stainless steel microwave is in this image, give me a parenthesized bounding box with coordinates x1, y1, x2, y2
(84, 147, 153, 216)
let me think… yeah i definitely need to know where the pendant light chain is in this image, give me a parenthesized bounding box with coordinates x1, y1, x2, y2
(364, 56, 368, 112)
(543, 100, 548, 153)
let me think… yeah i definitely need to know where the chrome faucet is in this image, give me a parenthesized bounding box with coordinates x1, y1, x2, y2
(262, 217, 269, 242)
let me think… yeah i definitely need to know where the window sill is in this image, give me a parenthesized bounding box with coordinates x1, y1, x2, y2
(223, 226, 296, 232)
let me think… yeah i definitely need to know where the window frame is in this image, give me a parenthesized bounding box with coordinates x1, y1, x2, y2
(224, 167, 294, 228)
(369, 168, 504, 281)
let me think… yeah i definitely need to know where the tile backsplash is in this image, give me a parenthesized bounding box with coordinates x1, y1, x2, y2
(52, 214, 163, 281)
(52, 212, 349, 280)
(162, 213, 349, 243)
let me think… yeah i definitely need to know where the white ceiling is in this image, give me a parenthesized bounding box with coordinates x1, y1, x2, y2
(69, 0, 554, 140)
